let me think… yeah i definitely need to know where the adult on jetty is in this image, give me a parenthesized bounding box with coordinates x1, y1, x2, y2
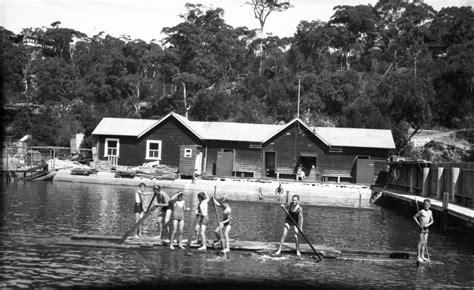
(275, 194, 304, 256)
(152, 185, 171, 240)
(274, 183, 284, 202)
(413, 199, 434, 263)
(192, 191, 210, 251)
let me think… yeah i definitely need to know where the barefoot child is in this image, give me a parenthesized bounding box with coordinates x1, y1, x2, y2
(152, 185, 172, 240)
(212, 197, 232, 253)
(275, 194, 304, 256)
(169, 191, 189, 250)
(133, 182, 147, 238)
(192, 191, 210, 250)
(413, 199, 434, 262)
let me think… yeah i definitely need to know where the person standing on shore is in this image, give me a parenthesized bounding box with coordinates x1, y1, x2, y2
(274, 183, 284, 202)
(192, 191, 210, 250)
(413, 199, 434, 262)
(275, 194, 304, 256)
(152, 185, 172, 240)
(169, 191, 189, 249)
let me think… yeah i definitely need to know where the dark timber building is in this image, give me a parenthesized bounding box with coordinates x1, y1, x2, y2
(92, 113, 396, 183)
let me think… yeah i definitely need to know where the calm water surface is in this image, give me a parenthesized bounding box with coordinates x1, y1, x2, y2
(1, 181, 473, 288)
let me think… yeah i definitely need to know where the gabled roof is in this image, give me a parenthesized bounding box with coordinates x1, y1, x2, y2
(261, 118, 330, 145)
(190, 121, 282, 142)
(313, 127, 396, 149)
(91, 117, 158, 136)
(92, 113, 396, 150)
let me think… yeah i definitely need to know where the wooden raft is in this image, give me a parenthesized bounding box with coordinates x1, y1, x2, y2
(61, 234, 339, 258)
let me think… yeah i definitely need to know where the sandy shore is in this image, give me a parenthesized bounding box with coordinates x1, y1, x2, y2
(54, 170, 373, 208)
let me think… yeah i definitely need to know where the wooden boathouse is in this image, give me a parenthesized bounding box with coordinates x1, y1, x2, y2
(92, 113, 396, 183)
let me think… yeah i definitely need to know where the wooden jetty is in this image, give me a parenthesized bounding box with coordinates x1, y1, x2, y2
(55, 234, 443, 265)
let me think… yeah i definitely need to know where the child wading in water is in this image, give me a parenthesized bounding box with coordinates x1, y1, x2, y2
(212, 197, 232, 253)
(192, 191, 210, 250)
(413, 199, 434, 262)
(275, 194, 304, 256)
(169, 191, 189, 250)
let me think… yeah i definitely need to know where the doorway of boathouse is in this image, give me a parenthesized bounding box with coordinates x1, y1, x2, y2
(264, 151, 276, 177)
(298, 152, 317, 181)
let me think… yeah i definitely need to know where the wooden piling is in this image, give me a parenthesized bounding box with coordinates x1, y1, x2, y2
(422, 167, 430, 197)
(441, 192, 449, 235)
(436, 167, 444, 199)
(451, 167, 460, 203)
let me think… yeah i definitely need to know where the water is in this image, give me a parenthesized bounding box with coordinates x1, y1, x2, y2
(1, 181, 473, 288)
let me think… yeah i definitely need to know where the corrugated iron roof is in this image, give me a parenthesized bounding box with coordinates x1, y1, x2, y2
(92, 114, 396, 149)
(313, 127, 396, 149)
(91, 117, 158, 136)
(190, 121, 283, 142)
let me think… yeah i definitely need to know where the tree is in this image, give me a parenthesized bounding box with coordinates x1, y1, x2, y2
(245, 0, 292, 74)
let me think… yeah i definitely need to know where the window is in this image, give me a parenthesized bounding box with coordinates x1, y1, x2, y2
(184, 148, 192, 158)
(104, 138, 119, 157)
(146, 140, 162, 160)
(329, 146, 342, 153)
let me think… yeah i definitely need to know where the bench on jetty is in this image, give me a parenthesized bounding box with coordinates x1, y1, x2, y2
(321, 170, 352, 183)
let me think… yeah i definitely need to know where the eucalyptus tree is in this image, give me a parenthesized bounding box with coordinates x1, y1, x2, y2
(162, 4, 254, 119)
(245, 0, 291, 74)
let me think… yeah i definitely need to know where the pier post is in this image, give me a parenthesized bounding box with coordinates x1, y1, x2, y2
(409, 167, 414, 194)
(435, 167, 444, 199)
(451, 167, 460, 203)
(422, 167, 430, 197)
(441, 192, 449, 235)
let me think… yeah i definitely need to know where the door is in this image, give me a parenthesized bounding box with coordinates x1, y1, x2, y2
(195, 152, 202, 175)
(264, 151, 276, 177)
(216, 151, 233, 176)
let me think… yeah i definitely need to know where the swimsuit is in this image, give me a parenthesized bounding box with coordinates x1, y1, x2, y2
(285, 203, 302, 226)
(134, 203, 143, 213)
(173, 200, 185, 221)
(222, 209, 231, 226)
(197, 200, 209, 225)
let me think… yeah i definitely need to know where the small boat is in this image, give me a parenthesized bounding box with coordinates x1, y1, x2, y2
(33, 171, 56, 181)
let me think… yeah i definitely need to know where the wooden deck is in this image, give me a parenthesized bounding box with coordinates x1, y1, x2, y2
(371, 186, 474, 224)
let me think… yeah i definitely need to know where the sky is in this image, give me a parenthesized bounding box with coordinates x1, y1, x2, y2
(1, 0, 473, 42)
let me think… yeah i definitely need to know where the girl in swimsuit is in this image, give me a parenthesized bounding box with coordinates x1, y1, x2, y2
(212, 197, 232, 253)
(275, 194, 303, 256)
(192, 191, 209, 250)
(169, 191, 189, 250)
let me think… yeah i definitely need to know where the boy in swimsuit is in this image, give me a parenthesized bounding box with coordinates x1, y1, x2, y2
(152, 185, 172, 240)
(192, 191, 209, 250)
(275, 194, 303, 256)
(413, 199, 434, 262)
(212, 197, 232, 253)
(169, 191, 189, 250)
(133, 182, 147, 238)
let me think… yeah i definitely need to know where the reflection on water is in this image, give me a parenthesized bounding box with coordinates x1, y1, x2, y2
(1, 181, 474, 288)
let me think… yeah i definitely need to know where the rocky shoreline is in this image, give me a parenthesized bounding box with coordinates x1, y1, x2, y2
(54, 170, 373, 208)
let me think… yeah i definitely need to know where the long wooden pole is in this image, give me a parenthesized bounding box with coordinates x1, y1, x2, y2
(280, 205, 323, 261)
(185, 194, 199, 255)
(212, 186, 227, 258)
(119, 192, 158, 243)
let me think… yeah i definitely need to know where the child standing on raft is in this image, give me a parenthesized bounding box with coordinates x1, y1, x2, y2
(169, 191, 189, 250)
(192, 191, 210, 250)
(413, 199, 434, 262)
(275, 194, 304, 256)
(212, 197, 232, 253)
(133, 182, 147, 238)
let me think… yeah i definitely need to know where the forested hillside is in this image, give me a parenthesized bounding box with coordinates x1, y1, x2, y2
(1, 1, 473, 159)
